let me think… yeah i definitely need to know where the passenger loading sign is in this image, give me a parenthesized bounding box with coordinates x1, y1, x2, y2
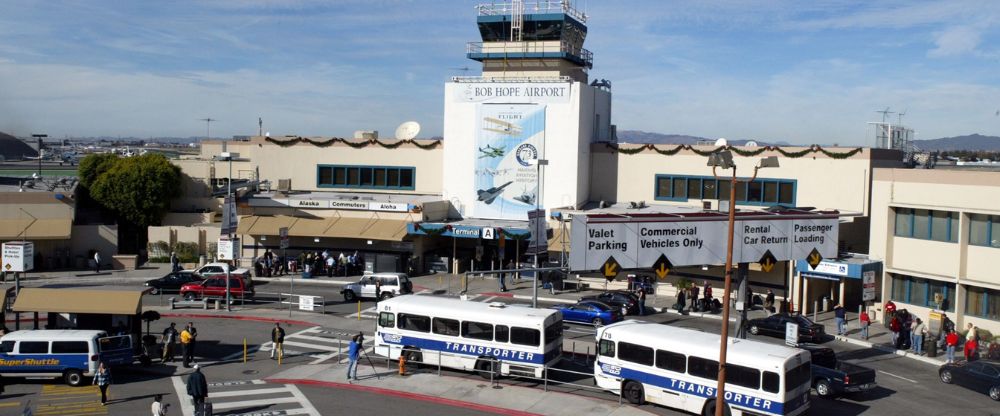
(569, 213, 839, 272)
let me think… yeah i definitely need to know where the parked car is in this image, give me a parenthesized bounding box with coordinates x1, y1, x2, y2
(745, 314, 825, 342)
(550, 300, 622, 327)
(186, 262, 253, 287)
(798, 343, 877, 398)
(180, 276, 255, 302)
(341, 273, 413, 301)
(939, 360, 1000, 401)
(145, 271, 203, 295)
(580, 291, 640, 315)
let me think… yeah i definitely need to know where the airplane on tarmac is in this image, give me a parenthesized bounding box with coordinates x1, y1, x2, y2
(477, 181, 513, 204)
(478, 144, 505, 159)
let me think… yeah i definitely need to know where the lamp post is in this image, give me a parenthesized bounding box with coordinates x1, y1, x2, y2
(527, 158, 548, 308)
(219, 151, 238, 311)
(31, 134, 47, 178)
(707, 151, 778, 416)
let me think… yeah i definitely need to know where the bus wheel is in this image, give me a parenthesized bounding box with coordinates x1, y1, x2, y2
(623, 380, 644, 405)
(476, 358, 496, 379)
(702, 401, 731, 416)
(403, 349, 422, 368)
(64, 369, 84, 386)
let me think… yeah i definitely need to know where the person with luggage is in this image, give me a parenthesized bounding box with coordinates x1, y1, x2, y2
(689, 285, 699, 312)
(912, 318, 926, 355)
(889, 314, 901, 348)
(271, 322, 285, 360)
(186, 364, 208, 412)
(676, 286, 686, 314)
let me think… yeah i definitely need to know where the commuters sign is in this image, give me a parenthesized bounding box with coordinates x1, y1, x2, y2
(569, 213, 839, 272)
(2, 242, 34, 272)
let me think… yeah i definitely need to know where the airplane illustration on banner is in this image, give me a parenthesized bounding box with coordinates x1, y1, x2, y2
(477, 181, 513, 204)
(478, 144, 505, 159)
(482, 117, 522, 136)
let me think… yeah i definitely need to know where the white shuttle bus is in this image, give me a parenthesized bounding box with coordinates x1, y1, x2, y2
(595, 320, 811, 416)
(374, 295, 563, 378)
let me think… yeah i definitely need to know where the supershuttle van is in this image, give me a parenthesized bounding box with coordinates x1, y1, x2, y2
(0, 330, 133, 386)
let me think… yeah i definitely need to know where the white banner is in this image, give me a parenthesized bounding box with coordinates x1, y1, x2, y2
(789, 219, 839, 260)
(2, 242, 34, 272)
(290, 199, 331, 208)
(217, 238, 240, 261)
(453, 82, 572, 104)
(735, 220, 793, 263)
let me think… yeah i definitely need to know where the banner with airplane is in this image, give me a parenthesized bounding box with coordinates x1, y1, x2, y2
(473, 104, 546, 220)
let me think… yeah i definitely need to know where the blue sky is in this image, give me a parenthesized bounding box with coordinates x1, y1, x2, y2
(1, 1, 998, 145)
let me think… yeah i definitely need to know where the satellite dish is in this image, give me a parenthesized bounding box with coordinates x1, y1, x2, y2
(714, 138, 728, 147)
(395, 121, 421, 140)
(746, 140, 759, 148)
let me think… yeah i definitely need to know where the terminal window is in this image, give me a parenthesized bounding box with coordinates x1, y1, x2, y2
(317, 165, 416, 190)
(654, 174, 795, 206)
(969, 214, 1000, 248)
(890, 273, 955, 312)
(965, 286, 1000, 321)
(893, 208, 958, 242)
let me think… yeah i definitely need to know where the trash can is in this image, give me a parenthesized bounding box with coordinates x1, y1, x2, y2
(925, 337, 938, 358)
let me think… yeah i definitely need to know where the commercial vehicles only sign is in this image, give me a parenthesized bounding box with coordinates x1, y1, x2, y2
(569, 212, 839, 272)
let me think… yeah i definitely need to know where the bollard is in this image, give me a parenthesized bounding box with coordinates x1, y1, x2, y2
(243, 337, 247, 364)
(215, 299, 221, 310)
(170, 297, 176, 310)
(203, 299, 209, 310)
(357, 300, 361, 321)
(399, 353, 407, 376)
(544, 366, 548, 392)
(813, 301, 818, 323)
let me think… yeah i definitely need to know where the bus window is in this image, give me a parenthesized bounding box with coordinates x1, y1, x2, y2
(618, 342, 653, 366)
(655, 349, 685, 373)
(399, 314, 431, 332)
(19, 341, 49, 354)
(728, 364, 761, 390)
(510, 327, 540, 346)
(598, 339, 615, 357)
(688, 356, 719, 380)
(495, 325, 509, 343)
(378, 312, 395, 328)
(432, 318, 460, 337)
(762, 371, 780, 393)
(462, 321, 493, 341)
(544, 322, 562, 345)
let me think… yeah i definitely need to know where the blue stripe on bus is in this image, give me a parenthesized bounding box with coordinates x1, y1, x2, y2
(0, 353, 89, 373)
(380, 333, 544, 364)
(598, 360, 789, 414)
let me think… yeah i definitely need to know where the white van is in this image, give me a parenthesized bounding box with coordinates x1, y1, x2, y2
(0, 330, 134, 386)
(341, 272, 413, 301)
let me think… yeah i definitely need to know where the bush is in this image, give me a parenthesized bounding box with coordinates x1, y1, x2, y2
(148, 241, 170, 259)
(173, 242, 199, 263)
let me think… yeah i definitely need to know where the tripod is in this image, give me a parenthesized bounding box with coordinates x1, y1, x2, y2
(359, 339, 380, 380)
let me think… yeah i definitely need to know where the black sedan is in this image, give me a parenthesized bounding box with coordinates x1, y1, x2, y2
(580, 291, 641, 315)
(939, 360, 1000, 401)
(145, 271, 203, 295)
(745, 314, 825, 342)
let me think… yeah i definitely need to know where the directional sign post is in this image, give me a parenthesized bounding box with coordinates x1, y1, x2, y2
(785, 322, 799, 346)
(758, 250, 777, 273)
(602, 256, 621, 282)
(806, 247, 823, 269)
(653, 254, 672, 280)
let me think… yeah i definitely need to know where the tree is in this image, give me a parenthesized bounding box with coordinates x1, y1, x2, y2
(78, 153, 119, 189)
(88, 154, 182, 227)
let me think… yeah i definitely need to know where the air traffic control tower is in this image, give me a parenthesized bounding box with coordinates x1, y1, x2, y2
(443, 0, 613, 221)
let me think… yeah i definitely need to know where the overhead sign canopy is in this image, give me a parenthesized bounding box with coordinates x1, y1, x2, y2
(14, 288, 144, 315)
(569, 211, 840, 272)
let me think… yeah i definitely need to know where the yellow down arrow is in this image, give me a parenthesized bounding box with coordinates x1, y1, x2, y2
(760, 258, 775, 273)
(655, 263, 669, 279)
(603, 262, 619, 277)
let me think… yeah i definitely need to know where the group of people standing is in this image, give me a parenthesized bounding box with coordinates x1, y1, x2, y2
(674, 281, 716, 313)
(255, 250, 366, 278)
(160, 322, 199, 367)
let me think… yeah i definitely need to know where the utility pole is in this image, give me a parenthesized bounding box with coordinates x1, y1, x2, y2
(31, 134, 47, 177)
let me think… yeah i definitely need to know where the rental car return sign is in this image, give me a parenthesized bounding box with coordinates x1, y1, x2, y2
(568, 210, 839, 273)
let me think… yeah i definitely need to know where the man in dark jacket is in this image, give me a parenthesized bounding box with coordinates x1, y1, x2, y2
(271, 322, 285, 360)
(186, 364, 208, 410)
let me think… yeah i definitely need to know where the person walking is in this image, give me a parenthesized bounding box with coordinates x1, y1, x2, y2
(93, 250, 101, 274)
(151, 394, 169, 416)
(676, 286, 686, 313)
(764, 289, 776, 314)
(180, 324, 194, 368)
(270, 322, 285, 360)
(498, 266, 508, 292)
(689, 285, 699, 312)
(161, 323, 178, 363)
(889, 314, 901, 348)
(638, 289, 647, 316)
(859, 309, 871, 340)
(833, 304, 846, 335)
(703, 282, 712, 302)
(93, 362, 111, 405)
(965, 324, 979, 361)
(945, 329, 959, 364)
(347, 334, 361, 382)
(913, 318, 926, 355)
(170, 252, 180, 273)
(187, 322, 199, 363)
(325, 255, 334, 278)
(186, 364, 208, 411)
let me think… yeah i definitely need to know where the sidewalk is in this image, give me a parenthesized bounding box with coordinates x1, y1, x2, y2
(267, 362, 653, 416)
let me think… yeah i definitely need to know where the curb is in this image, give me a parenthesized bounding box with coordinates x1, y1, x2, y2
(255, 277, 353, 286)
(158, 312, 319, 327)
(830, 335, 944, 366)
(266, 378, 542, 416)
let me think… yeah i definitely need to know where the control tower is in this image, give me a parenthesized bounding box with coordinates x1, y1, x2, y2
(467, 1, 592, 82)
(443, 1, 612, 221)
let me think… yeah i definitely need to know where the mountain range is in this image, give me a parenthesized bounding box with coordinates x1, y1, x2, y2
(617, 130, 1000, 151)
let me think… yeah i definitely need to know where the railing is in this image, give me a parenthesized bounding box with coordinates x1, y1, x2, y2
(466, 41, 593, 67)
(148, 288, 326, 314)
(451, 75, 573, 83)
(476, 1, 587, 23)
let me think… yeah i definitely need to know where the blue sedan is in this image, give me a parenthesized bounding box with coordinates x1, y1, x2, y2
(550, 301, 622, 327)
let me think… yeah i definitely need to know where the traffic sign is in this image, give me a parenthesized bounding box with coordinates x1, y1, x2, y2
(862, 270, 876, 301)
(758, 250, 777, 273)
(785, 322, 799, 346)
(806, 247, 823, 269)
(602, 256, 621, 281)
(279, 227, 289, 250)
(653, 254, 672, 280)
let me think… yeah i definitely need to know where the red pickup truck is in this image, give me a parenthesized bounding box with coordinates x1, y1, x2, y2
(180, 276, 254, 302)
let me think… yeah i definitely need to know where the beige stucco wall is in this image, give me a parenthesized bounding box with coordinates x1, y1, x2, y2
(871, 168, 1000, 335)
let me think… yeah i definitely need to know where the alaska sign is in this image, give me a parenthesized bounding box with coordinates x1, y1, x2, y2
(569, 211, 839, 273)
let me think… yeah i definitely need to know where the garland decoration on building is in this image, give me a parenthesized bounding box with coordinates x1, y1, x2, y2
(264, 136, 443, 150)
(604, 142, 863, 159)
(413, 223, 451, 236)
(498, 228, 531, 240)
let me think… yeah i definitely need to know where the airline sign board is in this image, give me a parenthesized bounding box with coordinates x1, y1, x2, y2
(569, 213, 839, 272)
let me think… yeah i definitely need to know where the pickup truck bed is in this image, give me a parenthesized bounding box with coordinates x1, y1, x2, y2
(800, 343, 877, 398)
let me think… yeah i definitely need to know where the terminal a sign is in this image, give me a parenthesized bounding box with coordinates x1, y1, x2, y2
(569, 213, 839, 272)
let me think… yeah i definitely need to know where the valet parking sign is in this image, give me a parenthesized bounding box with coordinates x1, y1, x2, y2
(570, 214, 838, 272)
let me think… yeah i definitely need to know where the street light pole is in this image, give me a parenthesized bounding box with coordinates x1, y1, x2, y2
(32, 134, 47, 178)
(529, 158, 548, 308)
(708, 152, 777, 416)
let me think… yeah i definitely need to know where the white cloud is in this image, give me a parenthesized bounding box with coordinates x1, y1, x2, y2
(928, 26, 984, 58)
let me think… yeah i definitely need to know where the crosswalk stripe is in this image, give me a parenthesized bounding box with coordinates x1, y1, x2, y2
(210, 387, 290, 398)
(173, 378, 320, 416)
(289, 334, 348, 344)
(282, 340, 340, 352)
(213, 397, 301, 410)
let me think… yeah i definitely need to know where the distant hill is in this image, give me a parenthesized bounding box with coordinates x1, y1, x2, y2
(914, 134, 1000, 151)
(617, 130, 790, 147)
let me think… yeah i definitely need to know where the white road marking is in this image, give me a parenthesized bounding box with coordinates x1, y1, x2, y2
(170, 376, 194, 416)
(878, 370, 918, 383)
(210, 387, 289, 398)
(481, 296, 496, 303)
(172, 379, 320, 416)
(285, 383, 322, 416)
(213, 397, 301, 410)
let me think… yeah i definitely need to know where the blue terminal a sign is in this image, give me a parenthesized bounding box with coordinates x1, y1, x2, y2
(407, 223, 529, 240)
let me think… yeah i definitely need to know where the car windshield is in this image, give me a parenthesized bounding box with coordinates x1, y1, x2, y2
(796, 316, 815, 326)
